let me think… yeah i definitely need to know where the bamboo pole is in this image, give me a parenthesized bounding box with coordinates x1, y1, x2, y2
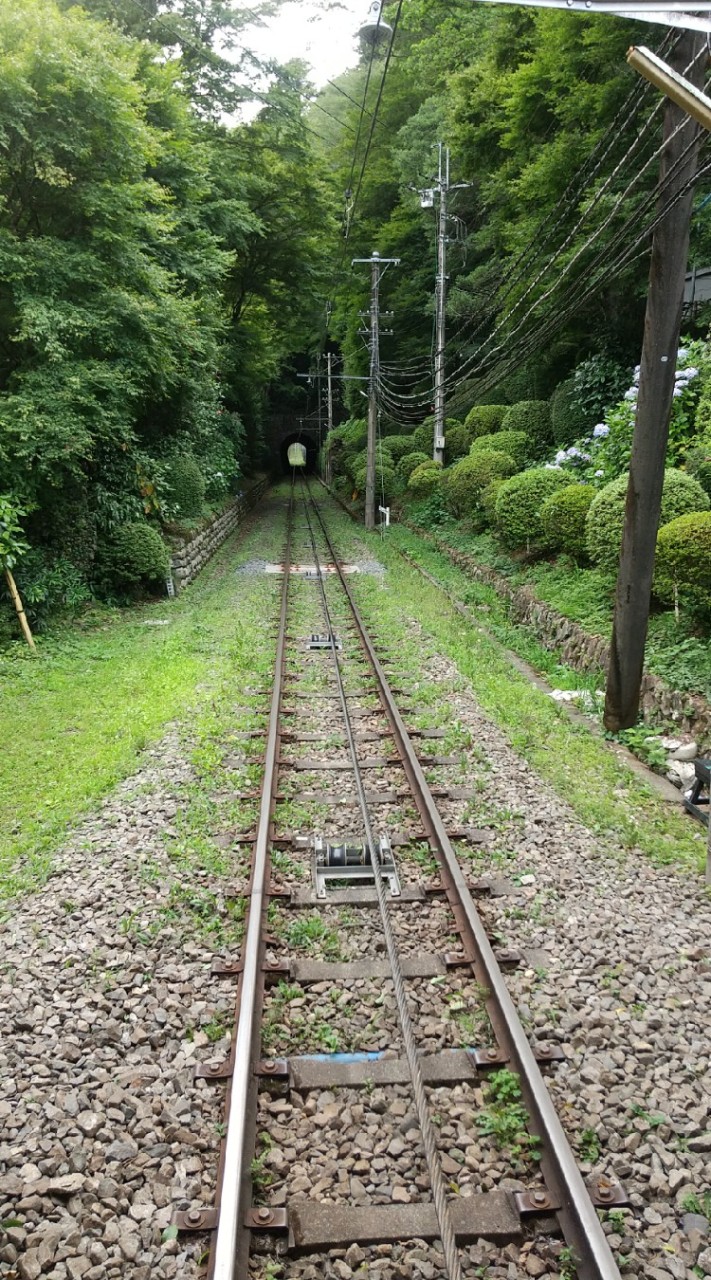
(4, 566, 36, 650)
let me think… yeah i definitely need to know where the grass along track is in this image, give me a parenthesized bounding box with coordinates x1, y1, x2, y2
(0, 495, 287, 903)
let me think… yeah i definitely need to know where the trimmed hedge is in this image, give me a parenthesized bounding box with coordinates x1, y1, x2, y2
(654, 511, 711, 606)
(168, 455, 205, 518)
(481, 479, 506, 524)
(494, 467, 570, 549)
(444, 423, 470, 463)
(408, 460, 442, 497)
(471, 430, 529, 469)
(444, 451, 516, 517)
(586, 468, 710, 573)
(539, 483, 595, 559)
(412, 421, 434, 453)
(381, 434, 417, 462)
(105, 522, 169, 588)
(353, 461, 398, 500)
(463, 404, 508, 440)
(501, 401, 552, 452)
(398, 450, 430, 480)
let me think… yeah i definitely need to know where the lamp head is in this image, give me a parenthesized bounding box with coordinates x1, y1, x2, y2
(358, 1, 393, 47)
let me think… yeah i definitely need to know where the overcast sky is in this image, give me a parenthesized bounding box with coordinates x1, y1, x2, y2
(237, 0, 368, 89)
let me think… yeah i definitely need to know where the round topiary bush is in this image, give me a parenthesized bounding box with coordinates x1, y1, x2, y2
(494, 467, 570, 549)
(381, 434, 416, 462)
(481, 479, 506, 525)
(501, 401, 552, 453)
(463, 404, 508, 440)
(398, 450, 430, 480)
(412, 421, 434, 454)
(444, 423, 470, 463)
(408, 460, 442, 498)
(168, 456, 205, 518)
(105, 522, 169, 589)
(353, 461, 398, 501)
(539, 484, 595, 559)
(470, 430, 529, 469)
(586, 468, 710, 573)
(654, 511, 711, 606)
(444, 451, 516, 517)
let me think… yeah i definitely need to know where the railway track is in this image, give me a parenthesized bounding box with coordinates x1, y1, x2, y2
(175, 478, 627, 1280)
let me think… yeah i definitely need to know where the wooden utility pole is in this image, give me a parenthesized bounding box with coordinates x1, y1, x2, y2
(604, 29, 706, 731)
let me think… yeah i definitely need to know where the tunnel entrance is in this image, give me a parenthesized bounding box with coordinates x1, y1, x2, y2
(279, 432, 319, 474)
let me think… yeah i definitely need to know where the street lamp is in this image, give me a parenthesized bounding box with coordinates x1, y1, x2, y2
(358, 0, 393, 46)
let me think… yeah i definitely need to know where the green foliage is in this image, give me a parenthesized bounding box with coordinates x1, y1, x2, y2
(685, 443, 711, 498)
(501, 402, 552, 452)
(550, 355, 630, 453)
(444, 452, 516, 517)
(550, 378, 590, 447)
(353, 461, 398, 502)
(413, 422, 434, 454)
(569, 355, 630, 425)
(586, 469, 710, 573)
(408, 460, 442, 497)
(654, 511, 711, 610)
(471, 430, 529, 469)
(0, 497, 29, 570)
(464, 405, 508, 440)
(481, 479, 506, 524)
(398, 450, 431, 480)
(495, 468, 570, 550)
(477, 1069, 539, 1164)
(539, 484, 595, 559)
(102, 522, 170, 591)
(13, 551, 91, 628)
(168, 457, 206, 519)
(444, 423, 470, 463)
(328, 419, 370, 488)
(381, 435, 417, 462)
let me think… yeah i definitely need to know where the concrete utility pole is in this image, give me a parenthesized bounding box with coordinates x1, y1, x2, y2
(420, 146, 470, 465)
(433, 144, 450, 466)
(352, 250, 399, 528)
(326, 352, 334, 484)
(604, 28, 706, 731)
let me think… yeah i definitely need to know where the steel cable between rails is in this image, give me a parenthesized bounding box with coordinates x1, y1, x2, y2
(300, 479, 464, 1280)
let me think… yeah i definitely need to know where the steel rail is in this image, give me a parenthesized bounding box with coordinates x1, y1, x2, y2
(298, 479, 463, 1280)
(305, 484, 622, 1280)
(210, 485, 295, 1280)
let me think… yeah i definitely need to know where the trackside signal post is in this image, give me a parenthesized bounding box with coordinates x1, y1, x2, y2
(352, 250, 399, 528)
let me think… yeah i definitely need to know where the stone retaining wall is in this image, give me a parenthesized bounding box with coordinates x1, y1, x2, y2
(404, 520, 711, 750)
(169, 477, 268, 592)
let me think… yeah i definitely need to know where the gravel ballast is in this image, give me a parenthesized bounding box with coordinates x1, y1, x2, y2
(2, 487, 710, 1280)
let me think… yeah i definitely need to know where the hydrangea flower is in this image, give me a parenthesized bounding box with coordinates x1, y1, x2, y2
(595, 469, 604, 477)
(554, 450, 567, 465)
(593, 424, 609, 438)
(624, 389, 637, 401)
